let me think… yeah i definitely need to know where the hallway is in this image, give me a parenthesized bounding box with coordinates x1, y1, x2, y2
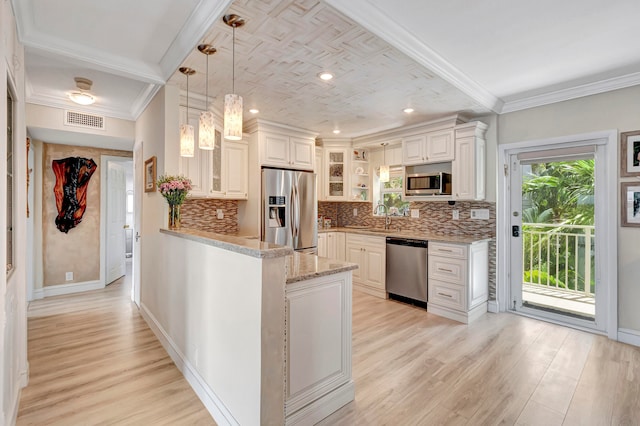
(16, 265, 215, 425)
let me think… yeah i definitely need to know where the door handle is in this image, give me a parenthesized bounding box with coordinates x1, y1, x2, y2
(135, 232, 141, 242)
(512, 225, 520, 237)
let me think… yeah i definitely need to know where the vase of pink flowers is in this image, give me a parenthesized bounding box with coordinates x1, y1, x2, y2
(156, 174, 192, 229)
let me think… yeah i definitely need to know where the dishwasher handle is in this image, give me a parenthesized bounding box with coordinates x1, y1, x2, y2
(385, 237, 427, 248)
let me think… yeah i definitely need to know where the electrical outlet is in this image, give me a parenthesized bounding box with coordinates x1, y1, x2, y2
(452, 210, 460, 220)
(216, 209, 224, 219)
(353, 208, 358, 216)
(65, 272, 73, 281)
(470, 209, 490, 220)
(411, 209, 419, 218)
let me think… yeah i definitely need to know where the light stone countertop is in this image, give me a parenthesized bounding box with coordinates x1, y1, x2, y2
(160, 228, 293, 259)
(319, 226, 490, 244)
(285, 252, 358, 284)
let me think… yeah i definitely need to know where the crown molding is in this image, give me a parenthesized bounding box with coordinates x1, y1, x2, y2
(501, 71, 640, 113)
(324, 0, 503, 114)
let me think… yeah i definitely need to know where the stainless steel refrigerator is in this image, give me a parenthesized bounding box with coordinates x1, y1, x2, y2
(261, 168, 317, 253)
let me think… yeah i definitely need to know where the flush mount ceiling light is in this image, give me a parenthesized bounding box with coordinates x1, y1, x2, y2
(223, 14, 245, 141)
(179, 67, 196, 157)
(198, 44, 217, 150)
(379, 143, 390, 183)
(333, 129, 341, 134)
(68, 77, 95, 105)
(249, 108, 259, 114)
(319, 72, 333, 81)
(403, 107, 414, 113)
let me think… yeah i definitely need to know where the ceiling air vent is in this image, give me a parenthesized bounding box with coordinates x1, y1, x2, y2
(64, 110, 105, 130)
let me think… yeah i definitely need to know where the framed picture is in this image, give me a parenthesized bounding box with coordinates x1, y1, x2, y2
(144, 156, 157, 193)
(621, 182, 640, 227)
(620, 130, 640, 177)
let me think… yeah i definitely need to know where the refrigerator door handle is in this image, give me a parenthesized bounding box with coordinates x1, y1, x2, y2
(290, 184, 296, 242)
(294, 182, 301, 238)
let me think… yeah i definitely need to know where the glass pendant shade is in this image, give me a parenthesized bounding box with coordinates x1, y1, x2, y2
(224, 93, 243, 140)
(180, 123, 195, 157)
(199, 110, 216, 149)
(379, 165, 390, 183)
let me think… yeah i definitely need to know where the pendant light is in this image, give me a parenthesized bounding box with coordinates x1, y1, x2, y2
(179, 67, 196, 157)
(223, 14, 245, 141)
(198, 44, 217, 150)
(379, 143, 390, 183)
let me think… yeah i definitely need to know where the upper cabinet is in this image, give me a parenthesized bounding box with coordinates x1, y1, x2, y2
(402, 129, 454, 165)
(452, 122, 487, 201)
(178, 106, 248, 200)
(260, 131, 314, 170)
(315, 147, 325, 201)
(324, 148, 348, 201)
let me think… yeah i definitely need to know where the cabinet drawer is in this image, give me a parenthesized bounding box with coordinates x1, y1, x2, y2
(429, 280, 465, 311)
(429, 255, 466, 284)
(429, 242, 467, 259)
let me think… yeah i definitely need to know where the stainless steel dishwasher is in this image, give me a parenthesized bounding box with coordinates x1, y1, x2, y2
(385, 237, 428, 303)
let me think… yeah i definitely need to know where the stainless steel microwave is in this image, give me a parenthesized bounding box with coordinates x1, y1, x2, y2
(405, 172, 452, 195)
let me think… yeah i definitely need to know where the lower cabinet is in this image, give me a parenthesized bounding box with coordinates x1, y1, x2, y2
(427, 240, 488, 323)
(285, 271, 354, 424)
(345, 234, 386, 298)
(318, 232, 345, 260)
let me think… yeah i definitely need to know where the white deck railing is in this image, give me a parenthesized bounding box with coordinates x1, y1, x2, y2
(522, 223, 595, 296)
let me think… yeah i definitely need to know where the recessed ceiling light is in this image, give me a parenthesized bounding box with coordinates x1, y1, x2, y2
(403, 108, 414, 113)
(333, 129, 341, 134)
(319, 72, 333, 81)
(249, 108, 259, 114)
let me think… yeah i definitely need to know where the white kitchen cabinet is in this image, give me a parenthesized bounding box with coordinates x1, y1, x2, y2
(179, 107, 248, 200)
(319, 232, 346, 261)
(346, 234, 385, 298)
(452, 122, 487, 201)
(179, 108, 210, 197)
(221, 140, 249, 199)
(260, 131, 314, 170)
(402, 129, 454, 165)
(324, 148, 349, 201)
(285, 271, 354, 423)
(428, 240, 488, 324)
(315, 147, 325, 201)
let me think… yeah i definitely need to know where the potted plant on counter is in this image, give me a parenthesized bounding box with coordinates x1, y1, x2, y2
(156, 174, 192, 229)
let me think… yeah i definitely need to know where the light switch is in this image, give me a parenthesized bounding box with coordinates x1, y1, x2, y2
(216, 209, 224, 219)
(411, 209, 419, 218)
(470, 209, 490, 220)
(452, 210, 459, 220)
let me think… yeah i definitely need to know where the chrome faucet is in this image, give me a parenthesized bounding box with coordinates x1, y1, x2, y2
(375, 203, 392, 230)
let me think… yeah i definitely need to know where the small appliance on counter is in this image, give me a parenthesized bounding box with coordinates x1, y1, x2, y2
(261, 168, 317, 253)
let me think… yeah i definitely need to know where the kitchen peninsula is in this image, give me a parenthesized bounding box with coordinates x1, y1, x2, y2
(141, 228, 357, 426)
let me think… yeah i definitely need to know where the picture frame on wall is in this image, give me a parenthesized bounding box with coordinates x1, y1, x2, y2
(620, 130, 640, 177)
(144, 156, 157, 193)
(621, 182, 640, 227)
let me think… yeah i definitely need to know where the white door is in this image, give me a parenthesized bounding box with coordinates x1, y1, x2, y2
(106, 161, 126, 284)
(132, 142, 143, 306)
(508, 144, 605, 332)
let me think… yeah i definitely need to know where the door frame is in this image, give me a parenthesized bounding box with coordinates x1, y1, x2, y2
(497, 130, 618, 340)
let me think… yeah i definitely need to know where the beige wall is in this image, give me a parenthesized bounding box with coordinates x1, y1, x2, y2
(497, 85, 640, 332)
(41, 143, 131, 286)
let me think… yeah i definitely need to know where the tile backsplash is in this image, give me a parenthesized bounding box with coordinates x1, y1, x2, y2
(181, 199, 238, 234)
(319, 200, 497, 299)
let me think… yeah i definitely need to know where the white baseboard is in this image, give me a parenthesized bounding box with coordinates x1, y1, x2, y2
(285, 381, 355, 426)
(618, 328, 640, 347)
(33, 280, 104, 299)
(140, 304, 239, 426)
(7, 383, 22, 426)
(488, 300, 499, 313)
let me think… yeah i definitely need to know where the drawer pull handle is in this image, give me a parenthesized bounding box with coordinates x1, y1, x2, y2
(437, 292, 453, 298)
(439, 268, 453, 273)
(438, 249, 453, 253)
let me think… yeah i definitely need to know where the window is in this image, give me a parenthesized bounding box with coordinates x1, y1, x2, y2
(377, 167, 409, 216)
(6, 89, 14, 274)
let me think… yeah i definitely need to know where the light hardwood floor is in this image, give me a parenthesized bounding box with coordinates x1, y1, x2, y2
(16, 266, 216, 426)
(17, 269, 640, 425)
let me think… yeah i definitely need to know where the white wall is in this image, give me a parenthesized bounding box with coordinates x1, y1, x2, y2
(1, 2, 28, 424)
(497, 85, 640, 332)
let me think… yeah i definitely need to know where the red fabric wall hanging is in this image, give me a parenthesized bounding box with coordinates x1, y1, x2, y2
(52, 157, 97, 233)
